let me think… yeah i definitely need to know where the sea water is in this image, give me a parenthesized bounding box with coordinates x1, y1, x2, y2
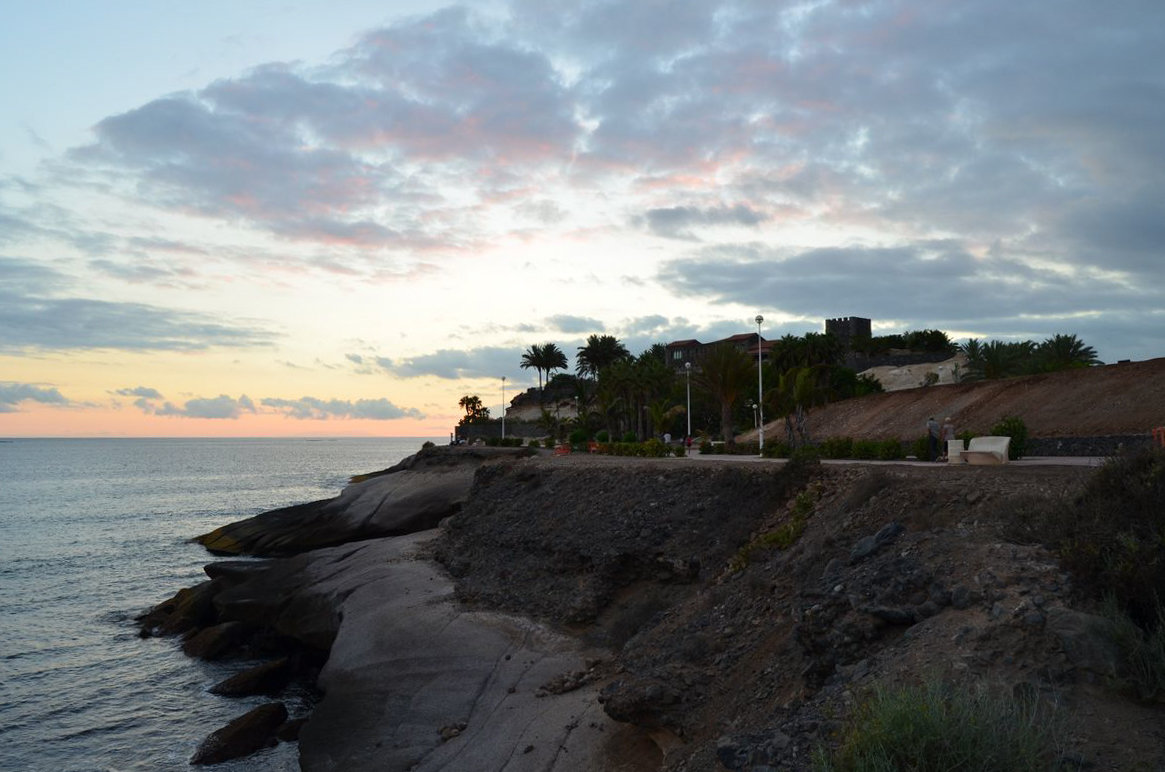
(0, 437, 439, 771)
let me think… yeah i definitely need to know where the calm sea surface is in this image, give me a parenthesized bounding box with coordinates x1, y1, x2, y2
(0, 437, 439, 771)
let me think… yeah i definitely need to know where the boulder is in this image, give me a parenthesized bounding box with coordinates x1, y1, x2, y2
(210, 657, 293, 696)
(191, 702, 288, 765)
(137, 579, 220, 637)
(182, 621, 253, 660)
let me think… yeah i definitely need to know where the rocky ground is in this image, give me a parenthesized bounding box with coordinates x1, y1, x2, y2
(141, 357, 1165, 770)
(436, 454, 1165, 770)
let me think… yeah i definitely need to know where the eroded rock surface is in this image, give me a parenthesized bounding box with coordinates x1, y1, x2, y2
(193, 446, 529, 556)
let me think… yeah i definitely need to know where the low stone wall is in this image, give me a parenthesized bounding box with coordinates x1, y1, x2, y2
(1027, 434, 1153, 457)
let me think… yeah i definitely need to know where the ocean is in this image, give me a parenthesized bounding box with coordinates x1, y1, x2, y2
(0, 436, 439, 771)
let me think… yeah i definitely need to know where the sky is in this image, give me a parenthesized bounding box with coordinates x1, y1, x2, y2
(1, 0, 1162, 437)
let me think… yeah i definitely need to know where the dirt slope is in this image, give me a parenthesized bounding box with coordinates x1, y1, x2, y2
(769, 358, 1165, 441)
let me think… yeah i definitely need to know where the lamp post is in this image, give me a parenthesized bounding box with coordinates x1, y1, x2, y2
(755, 314, 764, 455)
(501, 376, 506, 440)
(684, 361, 692, 440)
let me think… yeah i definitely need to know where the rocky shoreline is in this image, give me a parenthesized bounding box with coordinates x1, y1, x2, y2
(142, 445, 1165, 770)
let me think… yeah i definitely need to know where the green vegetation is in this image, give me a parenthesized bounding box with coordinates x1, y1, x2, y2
(989, 416, 1028, 460)
(813, 678, 1060, 771)
(959, 333, 1099, 381)
(851, 328, 956, 356)
(519, 342, 568, 398)
(457, 394, 490, 425)
(729, 485, 820, 572)
(1014, 447, 1165, 700)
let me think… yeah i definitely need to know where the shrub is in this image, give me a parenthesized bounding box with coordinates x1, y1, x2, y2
(1056, 447, 1165, 630)
(911, 436, 929, 459)
(595, 430, 610, 443)
(819, 437, 853, 459)
(527, 438, 541, 448)
(762, 441, 791, 459)
(813, 678, 1059, 771)
(852, 439, 880, 460)
(699, 440, 715, 455)
(672, 444, 686, 457)
(1103, 595, 1165, 702)
(568, 428, 589, 446)
(642, 438, 668, 457)
(876, 439, 904, 460)
(621, 431, 638, 443)
(989, 416, 1028, 460)
(422, 440, 436, 449)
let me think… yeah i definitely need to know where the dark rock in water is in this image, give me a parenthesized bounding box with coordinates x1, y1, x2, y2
(210, 657, 292, 696)
(190, 702, 288, 765)
(276, 716, 307, 742)
(137, 579, 220, 636)
(193, 446, 530, 557)
(182, 621, 252, 660)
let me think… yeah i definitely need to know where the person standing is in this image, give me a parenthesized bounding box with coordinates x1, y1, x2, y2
(927, 416, 940, 461)
(940, 416, 956, 461)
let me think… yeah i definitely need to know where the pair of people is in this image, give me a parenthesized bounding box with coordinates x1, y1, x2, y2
(928, 416, 957, 461)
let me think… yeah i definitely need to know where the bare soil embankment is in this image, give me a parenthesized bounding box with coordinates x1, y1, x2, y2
(757, 358, 1165, 441)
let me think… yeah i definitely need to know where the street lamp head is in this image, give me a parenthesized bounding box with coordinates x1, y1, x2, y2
(755, 314, 764, 326)
(685, 361, 692, 372)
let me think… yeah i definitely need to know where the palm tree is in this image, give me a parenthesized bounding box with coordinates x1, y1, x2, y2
(695, 344, 756, 444)
(543, 343, 569, 381)
(576, 334, 630, 379)
(1037, 334, 1100, 371)
(520, 344, 549, 393)
(521, 343, 570, 402)
(959, 338, 986, 381)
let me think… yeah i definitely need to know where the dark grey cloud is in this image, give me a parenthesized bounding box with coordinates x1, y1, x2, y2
(0, 382, 69, 413)
(642, 204, 767, 239)
(659, 240, 1160, 361)
(261, 396, 423, 421)
(155, 394, 256, 419)
(0, 256, 275, 352)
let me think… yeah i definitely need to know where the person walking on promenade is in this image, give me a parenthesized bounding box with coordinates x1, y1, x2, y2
(927, 416, 940, 461)
(940, 416, 956, 461)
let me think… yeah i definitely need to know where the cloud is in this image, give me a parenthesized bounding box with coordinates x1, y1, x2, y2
(115, 386, 163, 399)
(261, 396, 423, 421)
(345, 353, 364, 365)
(642, 204, 768, 239)
(659, 240, 1160, 361)
(0, 382, 69, 413)
(155, 394, 257, 419)
(375, 346, 522, 380)
(0, 256, 276, 352)
(545, 315, 603, 334)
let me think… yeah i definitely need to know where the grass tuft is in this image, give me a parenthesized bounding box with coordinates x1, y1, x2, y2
(813, 677, 1060, 771)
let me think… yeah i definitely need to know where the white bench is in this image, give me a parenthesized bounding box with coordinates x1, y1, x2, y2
(962, 436, 1011, 465)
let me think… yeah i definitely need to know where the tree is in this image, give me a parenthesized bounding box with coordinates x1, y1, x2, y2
(576, 334, 630, 379)
(457, 394, 490, 425)
(695, 344, 755, 444)
(543, 343, 569, 380)
(1036, 334, 1099, 371)
(769, 365, 828, 448)
(520, 343, 570, 400)
(520, 344, 548, 393)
